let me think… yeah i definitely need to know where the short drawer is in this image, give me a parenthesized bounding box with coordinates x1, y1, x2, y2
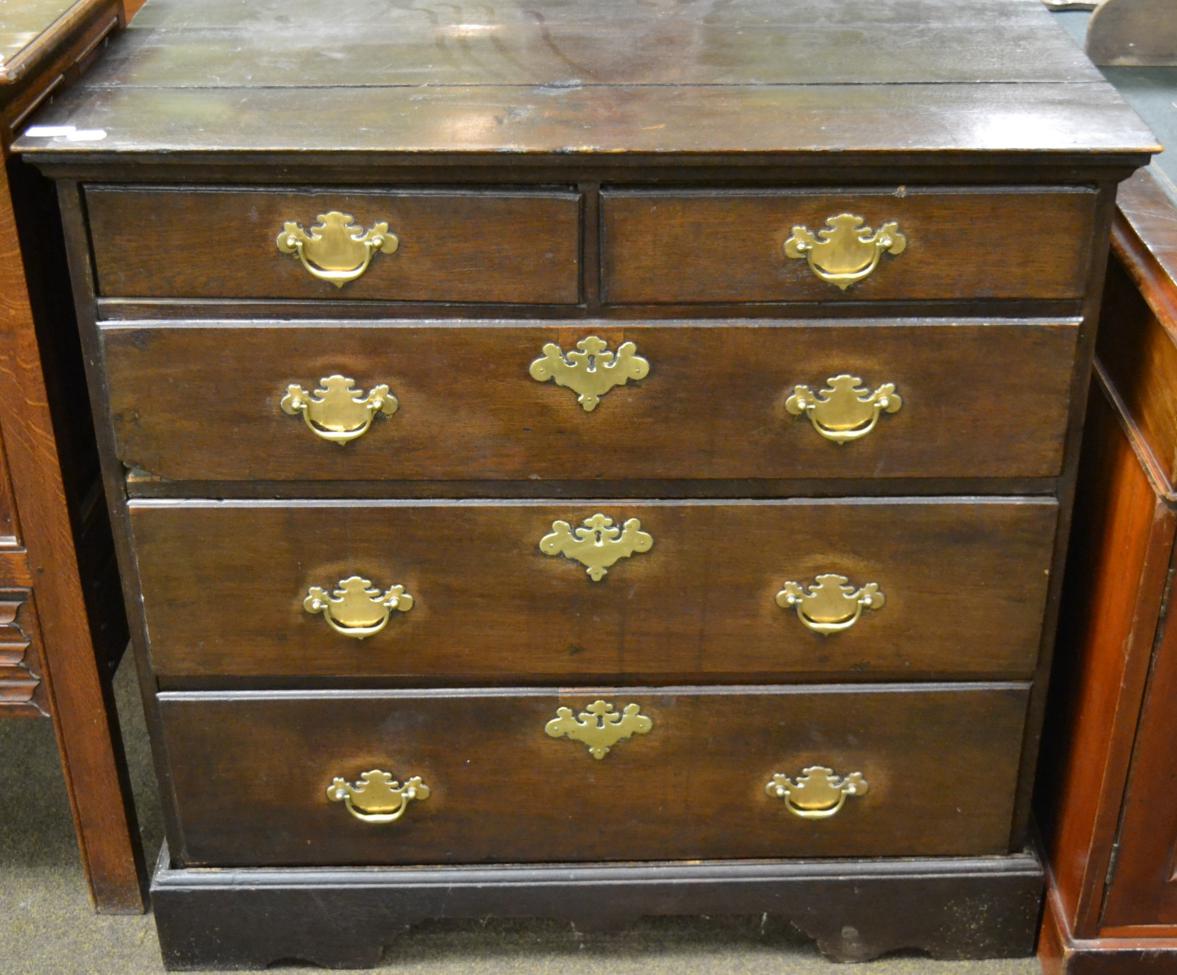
(102, 320, 1078, 482)
(602, 188, 1096, 303)
(85, 186, 582, 303)
(131, 498, 1057, 682)
(159, 684, 1029, 866)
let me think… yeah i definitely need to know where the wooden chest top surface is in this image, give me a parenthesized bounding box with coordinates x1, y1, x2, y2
(12, 0, 1158, 161)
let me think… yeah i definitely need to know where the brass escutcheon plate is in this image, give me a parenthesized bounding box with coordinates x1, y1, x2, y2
(529, 335, 649, 412)
(539, 513, 653, 581)
(544, 700, 653, 759)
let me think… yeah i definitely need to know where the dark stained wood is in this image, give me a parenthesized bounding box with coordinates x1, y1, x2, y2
(15, 83, 1158, 165)
(87, 187, 582, 303)
(15, 0, 1158, 959)
(603, 189, 1096, 303)
(0, 0, 142, 912)
(82, 8, 1104, 88)
(131, 498, 1056, 683)
(159, 683, 1029, 866)
(101, 321, 1079, 483)
(151, 850, 1045, 968)
(11, 0, 1156, 165)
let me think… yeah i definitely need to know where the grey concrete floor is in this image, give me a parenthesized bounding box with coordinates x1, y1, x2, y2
(0, 658, 1041, 975)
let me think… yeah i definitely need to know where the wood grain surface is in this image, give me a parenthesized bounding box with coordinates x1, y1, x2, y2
(130, 497, 1057, 683)
(1036, 380, 1174, 935)
(1097, 168, 1177, 490)
(603, 188, 1096, 303)
(158, 683, 1030, 866)
(101, 320, 1079, 483)
(87, 187, 582, 302)
(12, 0, 1157, 163)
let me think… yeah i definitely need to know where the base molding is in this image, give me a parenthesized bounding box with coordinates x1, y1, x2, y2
(151, 845, 1043, 970)
(1040, 885, 1177, 974)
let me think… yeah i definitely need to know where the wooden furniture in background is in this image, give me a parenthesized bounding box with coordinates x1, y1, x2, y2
(1037, 168, 1177, 972)
(17, 0, 1155, 964)
(0, 0, 140, 913)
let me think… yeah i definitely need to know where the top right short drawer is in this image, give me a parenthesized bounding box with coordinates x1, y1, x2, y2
(601, 188, 1096, 304)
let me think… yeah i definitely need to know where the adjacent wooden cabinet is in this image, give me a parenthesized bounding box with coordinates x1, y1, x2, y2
(16, 0, 1156, 965)
(1038, 167, 1177, 972)
(0, 0, 141, 913)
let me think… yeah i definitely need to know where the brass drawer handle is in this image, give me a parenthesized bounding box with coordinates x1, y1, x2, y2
(545, 699, 653, 759)
(783, 213, 906, 290)
(766, 766, 868, 820)
(327, 769, 429, 824)
(785, 374, 901, 444)
(276, 211, 399, 288)
(281, 374, 398, 445)
(776, 573, 884, 635)
(304, 575, 413, 639)
(529, 335, 650, 412)
(539, 513, 653, 581)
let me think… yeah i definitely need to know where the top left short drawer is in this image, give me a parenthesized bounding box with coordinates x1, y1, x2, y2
(85, 187, 583, 304)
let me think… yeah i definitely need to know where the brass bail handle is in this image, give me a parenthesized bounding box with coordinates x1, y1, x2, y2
(784, 213, 906, 291)
(785, 375, 901, 445)
(765, 766, 869, 820)
(303, 575, 414, 639)
(276, 210, 400, 288)
(327, 770, 429, 824)
(776, 573, 884, 635)
(280, 374, 398, 445)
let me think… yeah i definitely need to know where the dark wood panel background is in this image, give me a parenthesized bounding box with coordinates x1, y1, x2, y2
(101, 321, 1079, 483)
(602, 189, 1096, 303)
(87, 187, 582, 302)
(159, 683, 1030, 866)
(130, 498, 1057, 682)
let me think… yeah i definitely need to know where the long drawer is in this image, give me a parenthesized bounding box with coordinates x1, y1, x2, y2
(602, 187, 1096, 303)
(159, 684, 1030, 866)
(131, 498, 1057, 682)
(102, 320, 1078, 483)
(86, 186, 583, 303)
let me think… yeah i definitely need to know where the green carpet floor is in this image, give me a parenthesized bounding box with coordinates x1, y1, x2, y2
(0, 658, 1041, 975)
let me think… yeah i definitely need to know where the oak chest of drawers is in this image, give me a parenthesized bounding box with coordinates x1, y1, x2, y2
(15, 0, 1157, 967)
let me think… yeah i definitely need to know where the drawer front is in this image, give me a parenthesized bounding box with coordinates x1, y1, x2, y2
(103, 321, 1078, 482)
(131, 499, 1056, 682)
(160, 684, 1029, 866)
(602, 188, 1096, 303)
(86, 187, 582, 303)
